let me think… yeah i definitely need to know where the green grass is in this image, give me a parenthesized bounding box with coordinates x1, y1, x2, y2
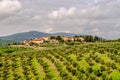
(78, 60, 89, 70)
(92, 65, 100, 70)
(110, 71, 120, 80)
(42, 57, 62, 80)
(0, 46, 33, 54)
(69, 54, 77, 61)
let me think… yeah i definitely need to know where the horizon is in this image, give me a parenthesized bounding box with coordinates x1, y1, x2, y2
(0, 0, 120, 39)
(0, 30, 116, 40)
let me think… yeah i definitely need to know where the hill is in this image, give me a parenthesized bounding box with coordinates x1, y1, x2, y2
(0, 31, 77, 42)
(0, 31, 50, 42)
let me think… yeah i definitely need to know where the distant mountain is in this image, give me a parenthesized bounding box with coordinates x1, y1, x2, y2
(0, 31, 77, 42)
(0, 31, 51, 42)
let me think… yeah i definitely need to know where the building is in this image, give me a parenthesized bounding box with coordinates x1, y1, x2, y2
(50, 39, 59, 44)
(31, 38, 45, 44)
(42, 36, 50, 41)
(61, 36, 74, 41)
(74, 36, 84, 42)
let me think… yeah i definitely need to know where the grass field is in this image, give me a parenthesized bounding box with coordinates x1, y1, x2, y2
(0, 42, 120, 80)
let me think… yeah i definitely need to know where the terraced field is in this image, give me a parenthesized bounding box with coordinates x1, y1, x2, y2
(0, 42, 120, 80)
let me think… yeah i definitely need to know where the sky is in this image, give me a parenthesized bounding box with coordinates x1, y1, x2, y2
(0, 0, 120, 39)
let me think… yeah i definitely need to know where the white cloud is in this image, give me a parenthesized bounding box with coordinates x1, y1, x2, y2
(48, 7, 76, 19)
(0, 0, 22, 14)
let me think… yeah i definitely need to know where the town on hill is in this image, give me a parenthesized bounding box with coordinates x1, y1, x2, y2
(22, 35, 103, 46)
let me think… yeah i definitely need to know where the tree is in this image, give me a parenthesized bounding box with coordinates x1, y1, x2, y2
(94, 36, 101, 42)
(87, 67, 93, 73)
(84, 35, 94, 42)
(117, 38, 120, 42)
(56, 36, 64, 43)
(50, 36, 56, 39)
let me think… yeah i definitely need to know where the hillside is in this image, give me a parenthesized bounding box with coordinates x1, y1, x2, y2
(0, 31, 50, 42)
(0, 31, 77, 42)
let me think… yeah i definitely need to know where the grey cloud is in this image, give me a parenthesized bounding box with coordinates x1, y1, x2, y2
(0, 0, 120, 39)
(0, 0, 22, 20)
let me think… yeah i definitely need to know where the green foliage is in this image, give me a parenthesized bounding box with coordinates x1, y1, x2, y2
(50, 36, 56, 39)
(76, 35, 104, 42)
(56, 36, 64, 43)
(0, 42, 120, 80)
(0, 46, 33, 54)
(65, 42, 74, 45)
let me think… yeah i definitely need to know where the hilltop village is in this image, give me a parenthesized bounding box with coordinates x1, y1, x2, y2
(22, 36, 84, 46)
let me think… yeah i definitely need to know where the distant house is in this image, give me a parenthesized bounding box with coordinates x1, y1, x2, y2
(31, 38, 45, 44)
(71, 37, 74, 41)
(79, 37, 84, 42)
(74, 37, 84, 42)
(22, 40, 29, 45)
(22, 35, 85, 46)
(42, 36, 50, 41)
(61, 36, 74, 41)
(50, 39, 59, 44)
(22, 37, 50, 45)
(23, 40, 28, 44)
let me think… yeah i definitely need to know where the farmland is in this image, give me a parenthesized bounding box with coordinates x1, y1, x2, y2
(0, 42, 120, 80)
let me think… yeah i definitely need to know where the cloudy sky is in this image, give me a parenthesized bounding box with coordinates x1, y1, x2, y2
(0, 0, 120, 39)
